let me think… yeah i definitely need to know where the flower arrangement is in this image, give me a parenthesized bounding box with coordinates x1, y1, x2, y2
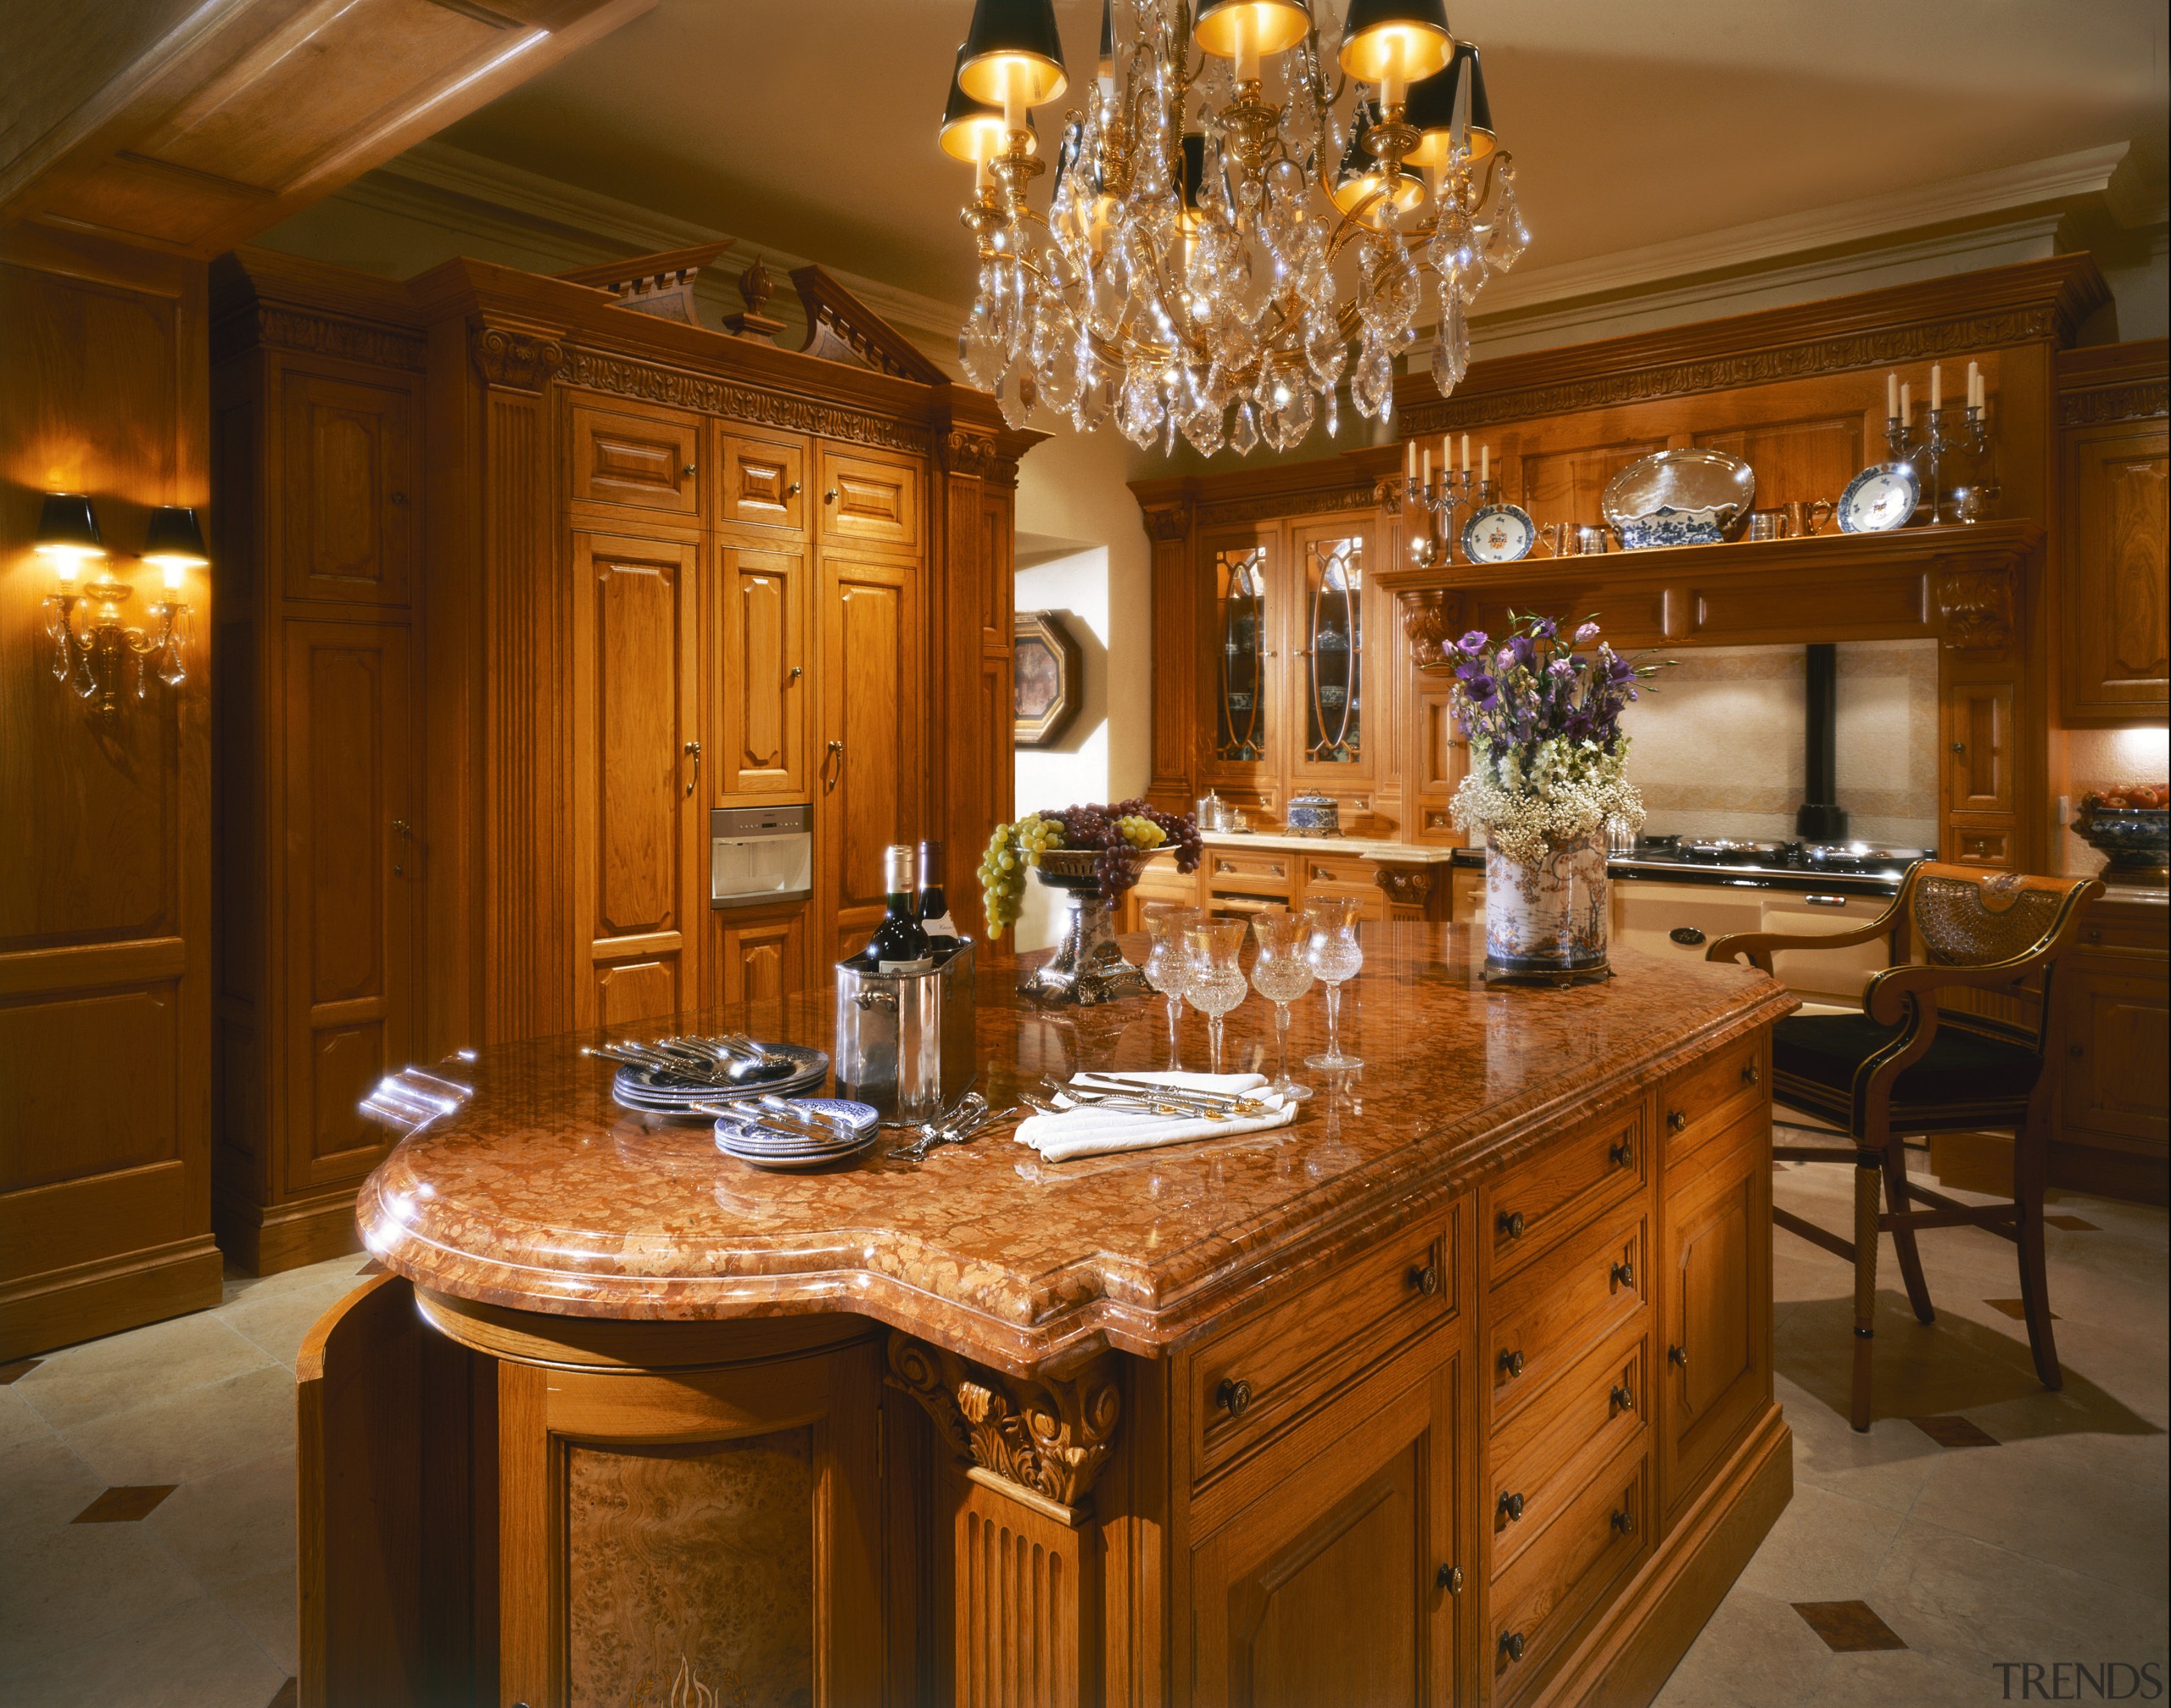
(1443, 613, 1672, 867)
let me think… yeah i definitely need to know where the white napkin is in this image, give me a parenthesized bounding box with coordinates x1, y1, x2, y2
(1014, 1071, 1298, 1163)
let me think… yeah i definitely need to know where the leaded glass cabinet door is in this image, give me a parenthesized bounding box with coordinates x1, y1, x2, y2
(1288, 516, 1376, 790)
(1204, 528, 1281, 809)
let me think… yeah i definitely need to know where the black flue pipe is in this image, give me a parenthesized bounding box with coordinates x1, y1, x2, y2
(1796, 643, 1850, 843)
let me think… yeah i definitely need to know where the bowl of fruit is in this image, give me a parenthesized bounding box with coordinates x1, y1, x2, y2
(2073, 783, 2169, 885)
(981, 801, 1203, 1005)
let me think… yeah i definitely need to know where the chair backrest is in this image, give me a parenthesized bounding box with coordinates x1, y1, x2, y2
(1901, 863, 2103, 1054)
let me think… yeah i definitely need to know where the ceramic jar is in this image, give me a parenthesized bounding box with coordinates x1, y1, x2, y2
(1484, 834, 1610, 979)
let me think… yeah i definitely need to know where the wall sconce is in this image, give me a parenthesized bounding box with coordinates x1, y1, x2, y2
(37, 494, 200, 718)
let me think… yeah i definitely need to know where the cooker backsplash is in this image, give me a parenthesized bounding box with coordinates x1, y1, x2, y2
(1616, 639, 1938, 848)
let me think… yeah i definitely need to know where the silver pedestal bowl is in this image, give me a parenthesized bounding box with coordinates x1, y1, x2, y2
(1015, 846, 1172, 1007)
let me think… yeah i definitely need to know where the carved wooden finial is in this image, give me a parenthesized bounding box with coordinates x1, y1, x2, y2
(723, 254, 786, 343)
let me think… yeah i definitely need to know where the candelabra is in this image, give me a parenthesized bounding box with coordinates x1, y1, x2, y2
(35, 494, 200, 720)
(1885, 403, 1995, 526)
(1376, 465, 1483, 566)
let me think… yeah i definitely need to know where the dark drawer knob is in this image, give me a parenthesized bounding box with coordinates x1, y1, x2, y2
(1499, 1632, 1527, 1664)
(1667, 1109, 1688, 1134)
(1610, 1382, 1635, 1414)
(2083, 929, 2102, 945)
(2070, 1043, 2085, 1058)
(1610, 1260, 1635, 1289)
(1610, 1508, 1637, 1536)
(1669, 1343, 1689, 1370)
(1608, 1137, 1633, 1169)
(1498, 1210, 1526, 1240)
(1669, 926, 1705, 946)
(1409, 1263, 1441, 1298)
(1498, 1491, 1526, 1522)
(1437, 1562, 1464, 1594)
(1217, 1377, 1253, 1418)
(1499, 1348, 1525, 1378)
(1741, 1061, 1761, 1086)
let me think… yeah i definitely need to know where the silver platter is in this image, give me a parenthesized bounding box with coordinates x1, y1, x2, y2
(1601, 449, 1755, 549)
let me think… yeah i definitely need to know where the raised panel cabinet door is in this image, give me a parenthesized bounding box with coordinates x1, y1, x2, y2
(717, 545, 808, 798)
(1188, 1360, 1459, 1708)
(568, 400, 702, 518)
(818, 555, 921, 958)
(816, 447, 923, 550)
(277, 367, 416, 606)
(718, 427, 808, 534)
(720, 912, 807, 1004)
(281, 622, 414, 1192)
(572, 533, 702, 1030)
(2062, 417, 2168, 721)
(1944, 679, 2015, 813)
(2062, 963, 2171, 1144)
(1659, 1130, 1771, 1525)
(1286, 516, 1376, 789)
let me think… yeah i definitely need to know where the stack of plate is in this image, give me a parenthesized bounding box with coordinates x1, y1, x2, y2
(714, 1098, 879, 1170)
(609, 1041, 829, 1122)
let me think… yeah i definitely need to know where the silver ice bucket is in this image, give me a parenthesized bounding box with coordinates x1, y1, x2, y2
(833, 941, 977, 1125)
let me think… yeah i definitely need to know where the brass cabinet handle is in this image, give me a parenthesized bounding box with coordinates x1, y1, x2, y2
(1498, 1491, 1525, 1522)
(2083, 929, 2102, 945)
(1610, 1508, 1637, 1536)
(2069, 1042, 2085, 1058)
(824, 488, 838, 504)
(681, 463, 697, 477)
(1217, 1377, 1254, 1418)
(1499, 1632, 1527, 1664)
(1951, 741, 1967, 753)
(1608, 1137, 1633, 1169)
(786, 481, 802, 497)
(1437, 1563, 1464, 1594)
(1669, 1343, 1689, 1370)
(1610, 1382, 1635, 1414)
(388, 491, 408, 505)
(1498, 1348, 1525, 1378)
(788, 665, 803, 683)
(1667, 1109, 1688, 1134)
(684, 739, 701, 797)
(393, 819, 411, 836)
(1409, 1263, 1440, 1298)
(1498, 1210, 1526, 1240)
(1741, 1061, 1760, 1086)
(1610, 1260, 1635, 1290)
(822, 739, 843, 793)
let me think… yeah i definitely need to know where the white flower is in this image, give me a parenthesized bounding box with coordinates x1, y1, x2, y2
(1453, 734, 1646, 867)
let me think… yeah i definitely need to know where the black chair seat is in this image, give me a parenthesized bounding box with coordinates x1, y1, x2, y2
(1773, 1012, 2043, 1134)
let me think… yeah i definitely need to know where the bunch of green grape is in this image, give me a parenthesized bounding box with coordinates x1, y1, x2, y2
(978, 814, 1064, 936)
(1113, 814, 1165, 851)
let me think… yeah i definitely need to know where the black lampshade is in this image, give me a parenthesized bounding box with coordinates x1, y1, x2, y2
(1454, 41, 1494, 142)
(1098, 0, 1113, 64)
(1194, 0, 1311, 62)
(940, 43, 1009, 162)
(1405, 40, 1494, 167)
(957, 0, 1069, 107)
(142, 504, 209, 567)
(34, 492, 104, 561)
(1339, 0, 1454, 85)
(1180, 133, 1208, 213)
(1331, 102, 1421, 226)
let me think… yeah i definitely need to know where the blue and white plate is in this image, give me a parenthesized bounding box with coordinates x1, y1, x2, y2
(1836, 462, 1919, 533)
(714, 1097, 879, 1170)
(608, 1041, 829, 1123)
(1460, 502, 1536, 564)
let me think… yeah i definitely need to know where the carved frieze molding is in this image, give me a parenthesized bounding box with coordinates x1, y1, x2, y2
(470, 324, 566, 394)
(215, 304, 427, 371)
(1934, 555, 2019, 652)
(1402, 307, 2066, 435)
(887, 1333, 1121, 1514)
(1197, 484, 1381, 529)
(2059, 380, 2169, 425)
(942, 427, 1000, 479)
(553, 344, 933, 453)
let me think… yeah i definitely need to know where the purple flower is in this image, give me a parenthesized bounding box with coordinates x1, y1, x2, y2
(1532, 617, 1558, 640)
(1458, 630, 1489, 654)
(1548, 657, 1574, 676)
(1510, 635, 1538, 668)
(1575, 621, 1600, 642)
(1466, 673, 1498, 706)
(1606, 654, 1635, 684)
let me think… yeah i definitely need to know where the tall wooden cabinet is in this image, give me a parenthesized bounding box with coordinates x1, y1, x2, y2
(210, 248, 1039, 1269)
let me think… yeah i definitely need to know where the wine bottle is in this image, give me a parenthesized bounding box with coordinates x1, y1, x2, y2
(917, 840, 960, 952)
(846, 844, 935, 974)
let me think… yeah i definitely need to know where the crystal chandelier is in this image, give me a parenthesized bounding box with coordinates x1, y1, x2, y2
(940, 0, 1526, 457)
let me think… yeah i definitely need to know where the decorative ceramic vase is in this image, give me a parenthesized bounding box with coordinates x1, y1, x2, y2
(1016, 847, 1170, 1005)
(1483, 834, 1611, 982)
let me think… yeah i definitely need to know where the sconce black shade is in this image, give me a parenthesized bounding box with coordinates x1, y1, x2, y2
(957, 0, 1069, 106)
(1453, 40, 1494, 138)
(35, 492, 104, 557)
(940, 42, 1006, 160)
(1180, 132, 1208, 212)
(142, 505, 209, 566)
(1339, 0, 1454, 84)
(1405, 39, 1493, 165)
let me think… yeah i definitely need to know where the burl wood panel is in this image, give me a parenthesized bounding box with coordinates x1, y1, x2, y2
(566, 1432, 816, 1708)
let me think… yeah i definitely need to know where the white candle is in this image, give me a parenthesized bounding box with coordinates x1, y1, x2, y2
(1887, 371, 1899, 419)
(1460, 433, 1471, 475)
(1421, 446, 1431, 487)
(1930, 364, 1941, 412)
(1900, 382, 1911, 427)
(1480, 444, 1489, 484)
(1967, 360, 1979, 412)
(1406, 438, 1416, 479)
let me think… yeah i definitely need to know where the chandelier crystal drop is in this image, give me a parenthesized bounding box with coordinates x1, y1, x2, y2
(943, 0, 1526, 455)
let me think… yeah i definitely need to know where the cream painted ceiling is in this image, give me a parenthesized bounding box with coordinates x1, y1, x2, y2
(439, 0, 2168, 309)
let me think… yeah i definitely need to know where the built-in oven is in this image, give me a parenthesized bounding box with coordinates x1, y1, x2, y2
(711, 805, 812, 909)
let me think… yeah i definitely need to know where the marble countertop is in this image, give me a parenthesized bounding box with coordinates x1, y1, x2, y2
(359, 924, 1791, 1373)
(1200, 829, 1460, 862)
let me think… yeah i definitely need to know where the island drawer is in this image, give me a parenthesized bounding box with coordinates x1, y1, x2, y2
(1488, 1324, 1647, 1578)
(1204, 848, 1297, 897)
(1189, 1217, 1454, 1486)
(1491, 1444, 1651, 1706)
(1658, 1029, 1767, 1162)
(1482, 1103, 1647, 1286)
(1486, 1202, 1644, 1430)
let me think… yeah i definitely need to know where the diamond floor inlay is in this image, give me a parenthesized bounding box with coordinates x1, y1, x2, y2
(1909, 1413, 2001, 1448)
(0, 1355, 42, 1384)
(70, 1483, 179, 1523)
(1984, 1296, 2061, 1320)
(1793, 1599, 1911, 1653)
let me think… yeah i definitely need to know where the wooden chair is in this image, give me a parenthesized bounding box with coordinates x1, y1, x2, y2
(1706, 863, 2104, 1432)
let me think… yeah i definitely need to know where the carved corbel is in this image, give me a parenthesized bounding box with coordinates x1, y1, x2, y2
(1934, 556, 2018, 652)
(1373, 864, 1437, 912)
(1141, 500, 1192, 544)
(942, 427, 1000, 480)
(470, 324, 566, 394)
(1398, 588, 1457, 667)
(886, 1332, 1121, 1512)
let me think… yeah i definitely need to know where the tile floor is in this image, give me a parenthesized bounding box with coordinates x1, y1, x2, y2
(2, 1163, 2165, 1706)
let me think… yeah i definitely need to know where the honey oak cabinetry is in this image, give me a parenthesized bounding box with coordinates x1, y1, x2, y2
(2054, 893, 2170, 1204)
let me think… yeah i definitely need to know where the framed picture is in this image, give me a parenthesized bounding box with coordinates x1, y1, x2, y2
(1013, 611, 1083, 748)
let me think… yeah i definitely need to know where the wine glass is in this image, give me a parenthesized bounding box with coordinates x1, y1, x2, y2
(1303, 898, 1365, 1071)
(1142, 903, 1199, 1069)
(1183, 919, 1250, 1075)
(1249, 907, 1314, 1101)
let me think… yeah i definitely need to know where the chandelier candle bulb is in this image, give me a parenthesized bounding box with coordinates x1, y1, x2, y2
(1888, 371, 1900, 419)
(1931, 363, 1941, 411)
(1461, 433, 1471, 474)
(1901, 382, 1911, 427)
(1480, 444, 1488, 484)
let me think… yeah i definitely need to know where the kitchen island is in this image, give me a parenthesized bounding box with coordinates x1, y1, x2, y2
(307, 924, 1795, 1708)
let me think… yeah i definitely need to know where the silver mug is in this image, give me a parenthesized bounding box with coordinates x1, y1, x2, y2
(1572, 523, 1611, 555)
(1746, 510, 1787, 542)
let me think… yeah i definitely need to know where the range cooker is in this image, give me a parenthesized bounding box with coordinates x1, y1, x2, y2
(1605, 834, 1931, 897)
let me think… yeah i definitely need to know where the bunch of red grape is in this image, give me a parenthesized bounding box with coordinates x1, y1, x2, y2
(1046, 799, 1204, 895)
